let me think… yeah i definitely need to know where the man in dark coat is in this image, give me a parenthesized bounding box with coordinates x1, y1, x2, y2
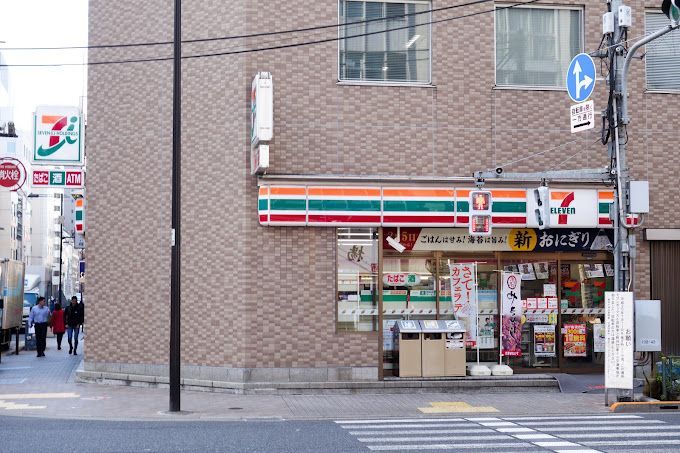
(64, 296, 84, 355)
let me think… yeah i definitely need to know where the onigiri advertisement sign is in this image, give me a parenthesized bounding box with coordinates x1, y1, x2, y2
(501, 271, 523, 357)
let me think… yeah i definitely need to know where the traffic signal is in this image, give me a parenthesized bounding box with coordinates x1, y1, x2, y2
(662, 0, 680, 21)
(533, 186, 550, 230)
(469, 190, 492, 236)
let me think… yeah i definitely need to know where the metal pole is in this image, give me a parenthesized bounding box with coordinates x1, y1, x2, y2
(58, 193, 63, 306)
(169, 0, 182, 413)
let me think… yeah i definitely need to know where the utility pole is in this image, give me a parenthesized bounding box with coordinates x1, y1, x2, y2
(603, 0, 678, 402)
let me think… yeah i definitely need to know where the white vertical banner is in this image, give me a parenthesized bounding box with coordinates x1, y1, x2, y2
(605, 291, 634, 390)
(449, 263, 477, 347)
(501, 271, 523, 357)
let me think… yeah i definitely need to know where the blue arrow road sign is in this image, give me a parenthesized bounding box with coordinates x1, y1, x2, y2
(566, 53, 596, 103)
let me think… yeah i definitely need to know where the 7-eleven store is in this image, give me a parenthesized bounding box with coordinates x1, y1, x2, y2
(259, 183, 624, 375)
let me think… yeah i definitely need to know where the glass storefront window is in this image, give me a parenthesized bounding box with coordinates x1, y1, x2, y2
(560, 261, 613, 368)
(382, 256, 436, 374)
(501, 259, 559, 368)
(439, 259, 499, 364)
(336, 228, 378, 332)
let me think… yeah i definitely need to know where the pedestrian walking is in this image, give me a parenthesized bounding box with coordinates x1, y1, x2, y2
(64, 296, 84, 355)
(50, 302, 66, 350)
(28, 296, 50, 357)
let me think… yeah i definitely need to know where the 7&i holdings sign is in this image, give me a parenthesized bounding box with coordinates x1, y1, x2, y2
(33, 106, 83, 166)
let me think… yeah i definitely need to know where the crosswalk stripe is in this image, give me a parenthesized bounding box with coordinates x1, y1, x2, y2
(336, 418, 465, 424)
(505, 415, 641, 421)
(583, 439, 680, 446)
(534, 441, 580, 447)
(356, 435, 513, 443)
(539, 424, 676, 432)
(497, 427, 536, 433)
(553, 450, 601, 453)
(560, 431, 680, 439)
(480, 422, 518, 427)
(349, 429, 496, 435)
(367, 442, 534, 451)
(518, 419, 662, 426)
(514, 434, 556, 440)
(341, 423, 479, 429)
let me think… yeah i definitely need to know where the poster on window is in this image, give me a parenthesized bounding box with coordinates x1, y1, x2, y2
(501, 271, 523, 357)
(534, 325, 556, 357)
(534, 262, 550, 280)
(519, 263, 536, 280)
(449, 263, 477, 347)
(477, 315, 496, 349)
(563, 323, 587, 357)
(584, 263, 605, 278)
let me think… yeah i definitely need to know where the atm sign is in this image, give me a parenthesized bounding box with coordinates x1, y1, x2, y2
(32, 170, 84, 188)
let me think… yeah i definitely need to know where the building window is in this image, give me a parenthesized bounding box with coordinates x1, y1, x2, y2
(339, 0, 431, 84)
(645, 12, 680, 91)
(495, 6, 582, 87)
(337, 227, 378, 332)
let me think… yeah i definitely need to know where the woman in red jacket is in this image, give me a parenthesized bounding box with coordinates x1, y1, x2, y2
(50, 302, 66, 350)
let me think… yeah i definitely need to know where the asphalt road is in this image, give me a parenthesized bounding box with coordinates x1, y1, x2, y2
(5, 413, 680, 452)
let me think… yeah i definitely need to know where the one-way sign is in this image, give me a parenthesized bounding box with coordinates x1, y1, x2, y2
(570, 100, 595, 133)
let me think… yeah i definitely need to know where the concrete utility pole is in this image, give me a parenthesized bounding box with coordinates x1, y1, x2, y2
(606, 1, 678, 293)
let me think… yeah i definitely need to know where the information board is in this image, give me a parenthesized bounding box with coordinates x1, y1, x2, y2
(605, 292, 634, 390)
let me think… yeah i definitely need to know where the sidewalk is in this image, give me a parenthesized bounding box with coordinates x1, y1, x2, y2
(0, 335, 612, 421)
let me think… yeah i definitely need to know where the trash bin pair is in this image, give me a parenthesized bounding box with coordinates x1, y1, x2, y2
(394, 320, 467, 377)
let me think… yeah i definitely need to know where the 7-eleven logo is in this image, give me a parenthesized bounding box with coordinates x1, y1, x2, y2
(550, 191, 577, 225)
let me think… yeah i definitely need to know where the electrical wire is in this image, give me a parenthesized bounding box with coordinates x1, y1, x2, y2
(0, 0, 496, 51)
(0, 0, 542, 68)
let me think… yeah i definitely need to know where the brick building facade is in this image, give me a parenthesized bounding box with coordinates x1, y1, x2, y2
(84, 0, 680, 385)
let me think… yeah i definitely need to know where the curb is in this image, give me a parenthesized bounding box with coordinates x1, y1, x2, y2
(610, 401, 680, 412)
(76, 370, 560, 395)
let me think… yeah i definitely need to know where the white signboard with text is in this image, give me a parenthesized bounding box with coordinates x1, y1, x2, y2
(605, 291, 634, 390)
(33, 106, 83, 166)
(449, 263, 477, 347)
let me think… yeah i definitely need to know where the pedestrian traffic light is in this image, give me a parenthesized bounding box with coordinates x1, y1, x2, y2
(662, 0, 680, 22)
(533, 186, 550, 230)
(469, 190, 493, 236)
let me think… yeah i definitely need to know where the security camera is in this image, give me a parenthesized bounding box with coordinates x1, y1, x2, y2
(495, 167, 504, 175)
(386, 236, 405, 253)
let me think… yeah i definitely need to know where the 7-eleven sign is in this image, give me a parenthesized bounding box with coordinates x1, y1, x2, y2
(75, 198, 85, 233)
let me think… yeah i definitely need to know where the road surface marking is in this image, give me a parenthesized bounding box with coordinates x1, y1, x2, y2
(367, 442, 533, 451)
(341, 423, 479, 429)
(349, 429, 495, 435)
(496, 427, 535, 433)
(0, 392, 79, 399)
(356, 435, 513, 443)
(418, 402, 498, 413)
(336, 418, 465, 424)
(505, 415, 641, 421)
(514, 434, 556, 440)
(0, 400, 46, 410)
(534, 441, 580, 447)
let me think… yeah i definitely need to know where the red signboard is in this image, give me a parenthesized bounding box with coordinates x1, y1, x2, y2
(0, 159, 26, 191)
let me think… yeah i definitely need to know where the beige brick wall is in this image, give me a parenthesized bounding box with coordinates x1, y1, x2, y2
(86, 0, 674, 372)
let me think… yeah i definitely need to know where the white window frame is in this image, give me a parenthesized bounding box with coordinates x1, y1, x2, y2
(644, 10, 680, 93)
(337, 0, 433, 86)
(494, 4, 584, 90)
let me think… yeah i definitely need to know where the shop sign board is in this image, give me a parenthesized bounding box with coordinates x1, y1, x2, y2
(33, 106, 83, 166)
(31, 169, 84, 188)
(449, 263, 477, 347)
(382, 227, 613, 252)
(382, 273, 420, 287)
(501, 271, 523, 357)
(534, 325, 556, 357)
(605, 291, 634, 389)
(527, 189, 598, 229)
(563, 323, 587, 357)
(0, 158, 27, 191)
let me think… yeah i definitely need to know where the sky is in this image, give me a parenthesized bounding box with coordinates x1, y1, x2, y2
(0, 0, 88, 133)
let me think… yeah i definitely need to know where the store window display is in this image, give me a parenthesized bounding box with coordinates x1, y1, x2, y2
(502, 259, 559, 368)
(336, 228, 378, 332)
(560, 261, 613, 368)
